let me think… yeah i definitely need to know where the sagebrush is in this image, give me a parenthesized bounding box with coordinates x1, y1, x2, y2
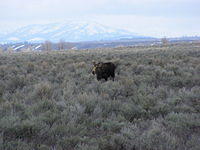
(0, 43, 200, 150)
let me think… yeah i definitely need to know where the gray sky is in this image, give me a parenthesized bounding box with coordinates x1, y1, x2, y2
(0, 0, 200, 37)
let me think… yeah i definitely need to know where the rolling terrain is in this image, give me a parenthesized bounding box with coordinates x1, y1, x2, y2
(0, 21, 151, 43)
(0, 43, 200, 150)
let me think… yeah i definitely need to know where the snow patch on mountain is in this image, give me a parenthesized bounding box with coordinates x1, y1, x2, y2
(14, 45, 24, 50)
(35, 45, 41, 49)
(29, 38, 45, 42)
(0, 21, 151, 43)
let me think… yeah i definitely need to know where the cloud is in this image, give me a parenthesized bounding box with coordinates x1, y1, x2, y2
(91, 14, 200, 37)
(0, 0, 108, 19)
(96, 0, 200, 17)
(0, 0, 199, 37)
(1, 0, 199, 18)
(0, 0, 107, 12)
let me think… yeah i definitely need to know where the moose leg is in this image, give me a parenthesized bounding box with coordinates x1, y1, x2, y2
(97, 75, 102, 81)
(111, 73, 115, 81)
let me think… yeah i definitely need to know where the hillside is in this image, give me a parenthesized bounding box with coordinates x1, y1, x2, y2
(0, 21, 151, 43)
(0, 43, 200, 150)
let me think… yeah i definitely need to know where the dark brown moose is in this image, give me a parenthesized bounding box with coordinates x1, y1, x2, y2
(92, 62, 116, 81)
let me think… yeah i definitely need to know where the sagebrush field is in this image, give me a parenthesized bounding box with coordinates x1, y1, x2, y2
(0, 43, 200, 150)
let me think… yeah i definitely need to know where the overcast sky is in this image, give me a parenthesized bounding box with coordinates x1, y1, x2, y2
(0, 0, 200, 37)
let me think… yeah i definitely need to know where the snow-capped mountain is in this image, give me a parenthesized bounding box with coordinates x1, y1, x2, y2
(0, 21, 151, 43)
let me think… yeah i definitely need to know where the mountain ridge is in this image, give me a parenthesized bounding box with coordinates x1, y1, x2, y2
(0, 21, 152, 43)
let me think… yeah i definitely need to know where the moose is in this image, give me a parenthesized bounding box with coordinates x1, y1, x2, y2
(92, 61, 117, 81)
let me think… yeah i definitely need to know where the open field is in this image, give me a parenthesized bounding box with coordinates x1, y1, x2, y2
(0, 43, 200, 150)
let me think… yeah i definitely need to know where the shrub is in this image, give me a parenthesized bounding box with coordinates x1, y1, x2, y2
(33, 82, 53, 100)
(0, 43, 199, 149)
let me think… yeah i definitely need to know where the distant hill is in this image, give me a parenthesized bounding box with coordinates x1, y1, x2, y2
(0, 21, 152, 43)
